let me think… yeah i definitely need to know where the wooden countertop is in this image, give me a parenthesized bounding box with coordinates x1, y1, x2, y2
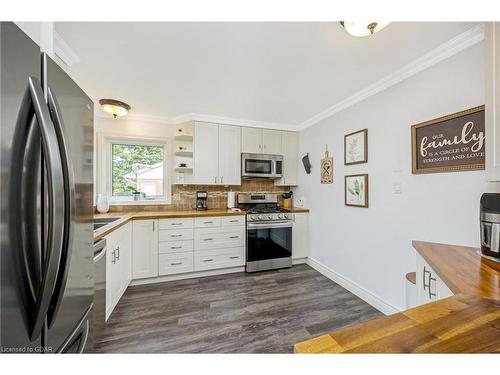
(294, 241, 500, 353)
(93, 209, 246, 241)
(94, 207, 309, 241)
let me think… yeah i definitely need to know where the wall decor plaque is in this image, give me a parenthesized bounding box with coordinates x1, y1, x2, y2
(321, 146, 333, 184)
(411, 105, 485, 174)
(345, 129, 368, 165)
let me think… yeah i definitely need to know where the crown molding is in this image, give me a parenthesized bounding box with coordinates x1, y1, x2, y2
(298, 23, 485, 130)
(54, 32, 80, 67)
(172, 113, 298, 130)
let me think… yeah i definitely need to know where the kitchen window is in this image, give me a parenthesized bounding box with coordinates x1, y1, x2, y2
(97, 134, 171, 204)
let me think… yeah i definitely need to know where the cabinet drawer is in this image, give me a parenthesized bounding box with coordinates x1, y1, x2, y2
(194, 227, 245, 251)
(159, 218, 194, 230)
(158, 252, 194, 276)
(221, 216, 245, 226)
(194, 247, 245, 271)
(194, 217, 222, 228)
(159, 228, 194, 242)
(159, 240, 194, 254)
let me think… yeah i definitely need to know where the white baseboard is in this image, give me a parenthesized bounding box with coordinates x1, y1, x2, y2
(130, 266, 246, 286)
(306, 257, 400, 315)
(292, 257, 307, 265)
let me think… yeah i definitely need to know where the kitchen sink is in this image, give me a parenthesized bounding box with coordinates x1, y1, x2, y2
(93, 217, 121, 231)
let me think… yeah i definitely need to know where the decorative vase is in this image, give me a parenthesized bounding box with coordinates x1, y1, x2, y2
(96, 194, 109, 213)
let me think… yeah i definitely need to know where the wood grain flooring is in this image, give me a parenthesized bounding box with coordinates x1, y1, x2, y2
(93, 265, 383, 353)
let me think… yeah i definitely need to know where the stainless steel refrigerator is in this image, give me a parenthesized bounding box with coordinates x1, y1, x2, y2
(1, 22, 94, 353)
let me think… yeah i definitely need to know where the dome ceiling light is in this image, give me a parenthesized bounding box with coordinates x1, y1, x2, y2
(340, 21, 390, 37)
(99, 99, 131, 118)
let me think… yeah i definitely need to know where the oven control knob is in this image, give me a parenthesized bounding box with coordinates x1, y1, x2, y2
(278, 213, 284, 219)
(268, 215, 273, 220)
(257, 215, 263, 220)
(283, 214, 289, 220)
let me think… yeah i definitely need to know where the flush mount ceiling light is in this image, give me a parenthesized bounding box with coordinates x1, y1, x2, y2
(99, 99, 131, 118)
(340, 21, 390, 37)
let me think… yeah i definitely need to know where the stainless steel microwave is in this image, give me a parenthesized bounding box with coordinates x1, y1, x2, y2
(241, 153, 283, 179)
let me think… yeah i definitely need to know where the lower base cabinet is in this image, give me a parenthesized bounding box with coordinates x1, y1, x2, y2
(194, 247, 245, 271)
(105, 221, 132, 320)
(158, 252, 194, 275)
(132, 219, 159, 279)
(292, 213, 309, 260)
(416, 253, 454, 306)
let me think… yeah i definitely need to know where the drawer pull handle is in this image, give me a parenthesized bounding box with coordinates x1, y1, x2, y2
(203, 238, 214, 241)
(171, 246, 182, 249)
(171, 234, 182, 238)
(229, 220, 239, 223)
(170, 262, 183, 266)
(229, 236, 239, 239)
(203, 259, 214, 262)
(229, 256, 239, 259)
(171, 223, 182, 226)
(203, 221, 213, 224)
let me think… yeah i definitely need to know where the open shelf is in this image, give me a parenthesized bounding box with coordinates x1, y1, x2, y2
(174, 167, 193, 172)
(174, 134, 193, 141)
(174, 150, 193, 157)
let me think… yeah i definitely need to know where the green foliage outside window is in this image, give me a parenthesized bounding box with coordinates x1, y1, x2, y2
(112, 143, 164, 196)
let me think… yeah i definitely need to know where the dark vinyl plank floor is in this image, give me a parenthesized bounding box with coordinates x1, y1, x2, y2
(93, 264, 383, 353)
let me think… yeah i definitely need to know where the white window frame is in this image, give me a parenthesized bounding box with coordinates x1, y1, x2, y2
(96, 132, 172, 205)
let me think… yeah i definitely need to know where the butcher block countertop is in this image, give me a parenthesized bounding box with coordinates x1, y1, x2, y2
(294, 241, 500, 353)
(93, 209, 246, 241)
(94, 207, 310, 241)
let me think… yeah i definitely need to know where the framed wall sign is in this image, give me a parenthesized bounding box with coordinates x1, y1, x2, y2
(345, 174, 369, 208)
(411, 105, 485, 174)
(344, 129, 368, 165)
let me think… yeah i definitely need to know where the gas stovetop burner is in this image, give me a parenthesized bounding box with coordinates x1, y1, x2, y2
(245, 206, 289, 214)
(237, 192, 293, 222)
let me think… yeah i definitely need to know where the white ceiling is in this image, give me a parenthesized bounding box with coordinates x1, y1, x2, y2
(56, 22, 477, 128)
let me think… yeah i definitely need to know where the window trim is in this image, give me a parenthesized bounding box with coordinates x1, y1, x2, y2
(96, 132, 172, 205)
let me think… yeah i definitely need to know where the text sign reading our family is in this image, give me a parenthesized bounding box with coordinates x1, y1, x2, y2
(411, 106, 485, 174)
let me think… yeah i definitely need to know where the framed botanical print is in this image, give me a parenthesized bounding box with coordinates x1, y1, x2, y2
(344, 129, 368, 165)
(345, 174, 369, 208)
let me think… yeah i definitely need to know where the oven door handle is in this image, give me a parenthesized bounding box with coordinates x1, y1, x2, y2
(247, 221, 292, 229)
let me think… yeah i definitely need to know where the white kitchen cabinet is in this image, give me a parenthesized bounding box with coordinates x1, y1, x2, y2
(276, 131, 298, 186)
(241, 127, 283, 155)
(241, 127, 263, 153)
(132, 219, 159, 279)
(218, 124, 241, 185)
(485, 22, 500, 182)
(416, 253, 454, 306)
(193, 121, 219, 184)
(262, 129, 282, 155)
(292, 213, 309, 260)
(104, 221, 132, 320)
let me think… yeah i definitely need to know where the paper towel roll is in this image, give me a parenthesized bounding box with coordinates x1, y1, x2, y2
(227, 191, 236, 208)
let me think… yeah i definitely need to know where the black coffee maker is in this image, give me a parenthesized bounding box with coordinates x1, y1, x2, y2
(480, 193, 500, 260)
(196, 191, 208, 211)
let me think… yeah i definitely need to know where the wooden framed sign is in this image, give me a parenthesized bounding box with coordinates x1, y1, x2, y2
(411, 106, 485, 174)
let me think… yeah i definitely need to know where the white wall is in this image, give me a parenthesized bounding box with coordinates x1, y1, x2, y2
(294, 42, 500, 312)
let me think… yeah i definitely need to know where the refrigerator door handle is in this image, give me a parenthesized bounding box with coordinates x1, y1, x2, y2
(45, 87, 76, 328)
(15, 77, 66, 340)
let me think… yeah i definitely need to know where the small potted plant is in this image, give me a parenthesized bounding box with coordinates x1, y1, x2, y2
(127, 185, 142, 201)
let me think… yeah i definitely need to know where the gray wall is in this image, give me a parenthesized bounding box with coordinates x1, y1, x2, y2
(294, 42, 500, 311)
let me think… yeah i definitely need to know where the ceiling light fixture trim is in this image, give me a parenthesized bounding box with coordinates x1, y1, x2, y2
(99, 98, 131, 118)
(340, 21, 390, 37)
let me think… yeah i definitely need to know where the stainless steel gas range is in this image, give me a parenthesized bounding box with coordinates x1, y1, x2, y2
(238, 193, 293, 272)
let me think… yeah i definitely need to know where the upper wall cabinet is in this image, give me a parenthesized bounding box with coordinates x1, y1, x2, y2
(276, 131, 298, 186)
(218, 124, 241, 185)
(241, 127, 282, 155)
(485, 23, 500, 182)
(193, 122, 220, 184)
(193, 122, 241, 185)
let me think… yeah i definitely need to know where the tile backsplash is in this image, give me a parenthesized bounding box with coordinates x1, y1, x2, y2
(105, 179, 291, 212)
